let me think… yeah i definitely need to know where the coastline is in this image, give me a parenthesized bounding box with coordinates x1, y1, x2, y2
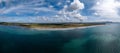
(31, 25, 105, 31)
(0, 22, 109, 31)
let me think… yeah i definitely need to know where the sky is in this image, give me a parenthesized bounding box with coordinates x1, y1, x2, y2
(0, 0, 120, 23)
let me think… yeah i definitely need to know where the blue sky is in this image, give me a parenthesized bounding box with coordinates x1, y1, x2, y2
(0, 0, 120, 23)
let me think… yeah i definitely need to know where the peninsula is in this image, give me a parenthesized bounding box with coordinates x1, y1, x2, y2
(0, 22, 111, 30)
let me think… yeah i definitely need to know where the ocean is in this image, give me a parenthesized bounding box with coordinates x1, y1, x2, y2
(0, 24, 120, 53)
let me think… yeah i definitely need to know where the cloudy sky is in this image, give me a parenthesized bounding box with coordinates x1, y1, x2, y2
(0, 0, 120, 23)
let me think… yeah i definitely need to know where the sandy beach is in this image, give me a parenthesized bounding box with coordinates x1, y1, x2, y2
(31, 25, 105, 31)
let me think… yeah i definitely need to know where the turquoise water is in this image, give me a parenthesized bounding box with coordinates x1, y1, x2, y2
(0, 24, 120, 53)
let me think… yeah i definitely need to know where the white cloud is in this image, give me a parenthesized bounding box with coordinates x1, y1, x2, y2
(57, 2, 62, 6)
(66, 0, 71, 3)
(0, 0, 8, 2)
(70, 0, 84, 10)
(0, 0, 2, 3)
(0, 5, 23, 14)
(0, 0, 46, 14)
(92, 0, 120, 18)
(55, 0, 86, 21)
(0, 0, 87, 23)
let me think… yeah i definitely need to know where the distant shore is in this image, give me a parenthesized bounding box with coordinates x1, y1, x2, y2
(0, 22, 110, 30)
(31, 25, 104, 30)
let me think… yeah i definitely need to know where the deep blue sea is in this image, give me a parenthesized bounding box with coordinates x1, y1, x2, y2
(0, 24, 120, 53)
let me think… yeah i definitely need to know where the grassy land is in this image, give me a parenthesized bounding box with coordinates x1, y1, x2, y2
(0, 22, 108, 28)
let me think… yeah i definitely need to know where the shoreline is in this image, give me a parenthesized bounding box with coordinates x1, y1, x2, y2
(31, 25, 105, 31)
(0, 22, 109, 31)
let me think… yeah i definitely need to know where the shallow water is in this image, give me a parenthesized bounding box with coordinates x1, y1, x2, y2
(0, 24, 120, 53)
